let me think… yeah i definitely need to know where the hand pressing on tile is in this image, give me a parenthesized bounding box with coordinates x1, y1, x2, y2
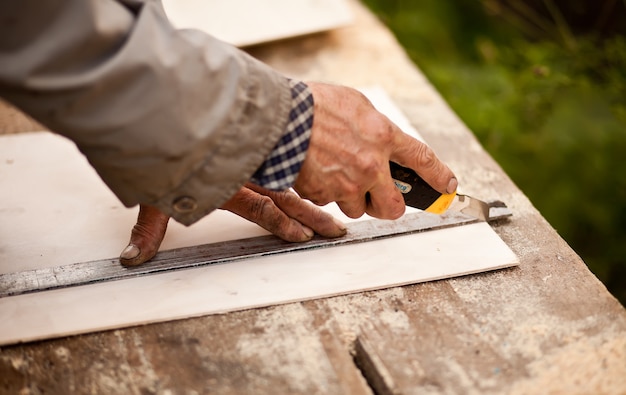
(119, 184, 347, 266)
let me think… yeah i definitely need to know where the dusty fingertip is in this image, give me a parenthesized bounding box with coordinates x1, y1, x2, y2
(333, 217, 347, 232)
(120, 244, 147, 267)
(301, 225, 315, 241)
(302, 225, 315, 239)
(120, 244, 140, 260)
(446, 177, 458, 194)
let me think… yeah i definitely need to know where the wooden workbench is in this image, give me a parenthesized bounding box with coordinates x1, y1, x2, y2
(1, 1, 625, 393)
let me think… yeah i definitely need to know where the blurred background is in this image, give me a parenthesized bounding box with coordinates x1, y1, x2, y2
(363, 0, 626, 304)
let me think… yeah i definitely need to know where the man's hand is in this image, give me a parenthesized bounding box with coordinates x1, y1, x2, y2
(119, 83, 457, 266)
(119, 184, 347, 266)
(294, 82, 457, 219)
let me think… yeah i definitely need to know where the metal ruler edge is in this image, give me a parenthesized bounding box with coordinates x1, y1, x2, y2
(0, 211, 483, 298)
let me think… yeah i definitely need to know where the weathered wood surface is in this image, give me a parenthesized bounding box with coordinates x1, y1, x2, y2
(1, 1, 625, 394)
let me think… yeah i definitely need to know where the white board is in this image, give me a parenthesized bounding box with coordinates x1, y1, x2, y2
(162, 0, 353, 47)
(0, 89, 518, 345)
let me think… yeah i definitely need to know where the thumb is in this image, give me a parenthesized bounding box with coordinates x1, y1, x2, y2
(120, 205, 170, 266)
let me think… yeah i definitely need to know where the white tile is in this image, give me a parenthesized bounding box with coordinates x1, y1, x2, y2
(162, 0, 353, 47)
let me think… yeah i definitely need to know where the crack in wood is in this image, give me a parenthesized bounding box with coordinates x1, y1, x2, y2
(351, 335, 399, 395)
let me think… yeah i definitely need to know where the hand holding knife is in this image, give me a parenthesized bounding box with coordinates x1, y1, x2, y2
(390, 162, 511, 222)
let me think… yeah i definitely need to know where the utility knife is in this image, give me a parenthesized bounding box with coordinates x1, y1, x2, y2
(389, 162, 511, 222)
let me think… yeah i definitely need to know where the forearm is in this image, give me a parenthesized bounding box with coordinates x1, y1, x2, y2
(0, 0, 292, 225)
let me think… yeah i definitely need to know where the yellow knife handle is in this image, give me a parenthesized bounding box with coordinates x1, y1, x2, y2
(390, 161, 456, 214)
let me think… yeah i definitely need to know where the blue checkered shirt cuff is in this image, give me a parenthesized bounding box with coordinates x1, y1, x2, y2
(250, 80, 314, 190)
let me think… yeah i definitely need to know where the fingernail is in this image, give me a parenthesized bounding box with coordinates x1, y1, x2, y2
(333, 217, 347, 231)
(120, 244, 140, 260)
(446, 177, 458, 194)
(302, 226, 315, 239)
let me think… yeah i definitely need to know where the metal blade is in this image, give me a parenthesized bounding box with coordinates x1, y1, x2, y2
(449, 194, 512, 222)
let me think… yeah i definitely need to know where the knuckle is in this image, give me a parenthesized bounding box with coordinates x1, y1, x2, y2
(249, 195, 275, 222)
(309, 205, 333, 225)
(131, 222, 164, 243)
(299, 206, 335, 229)
(351, 88, 373, 105)
(339, 198, 366, 219)
(341, 181, 361, 200)
(369, 192, 405, 220)
(416, 145, 438, 169)
(363, 112, 394, 142)
(308, 192, 332, 206)
(343, 207, 364, 219)
(297, 185, 331, 206)
(355, 154, 383, 179)
(374, 201, 404, 220)
(279, 190, 301, 206)
(377, 121, 394, 145)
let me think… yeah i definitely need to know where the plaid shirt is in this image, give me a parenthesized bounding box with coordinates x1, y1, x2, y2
(250, 80, 314, 190)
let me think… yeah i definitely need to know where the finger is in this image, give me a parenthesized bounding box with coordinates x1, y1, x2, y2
(365, 178, 406, 219)
(246, 184, 347, 238)
(120, 205, 170, 266)
(336, 196, 368, 219)
(222, 187, 315, 242)
(391, 134, 458, 195)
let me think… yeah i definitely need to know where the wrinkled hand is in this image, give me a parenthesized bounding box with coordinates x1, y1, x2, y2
(119, 183, 347, 266)
(294, 82, 457, 219)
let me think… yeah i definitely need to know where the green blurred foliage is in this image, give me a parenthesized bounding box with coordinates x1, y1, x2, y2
(363, 0, 626, 303)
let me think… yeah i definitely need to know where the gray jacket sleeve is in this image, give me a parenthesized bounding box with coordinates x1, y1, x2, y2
(0, 0, 292, 225)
